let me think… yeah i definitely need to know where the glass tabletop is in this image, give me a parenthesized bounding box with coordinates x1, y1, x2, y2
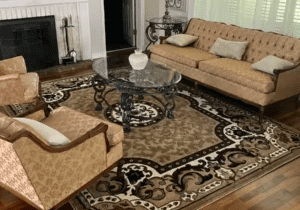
(92, 58, 182, 88)
(146, 16, 188, 24)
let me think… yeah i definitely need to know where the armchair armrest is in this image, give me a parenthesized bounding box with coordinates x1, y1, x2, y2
(9, 123, 109, 153)
(13, 98, 50, 121)
(12, 123, 109, 210)
(0, 73, 20, 81)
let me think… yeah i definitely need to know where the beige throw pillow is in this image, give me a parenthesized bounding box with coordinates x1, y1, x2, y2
(166, 34, 198, 47)
(209, 38, 248, 60)
(251, 55, 294, 75)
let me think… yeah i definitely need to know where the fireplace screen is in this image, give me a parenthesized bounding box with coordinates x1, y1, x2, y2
(0, 16, 59, 72)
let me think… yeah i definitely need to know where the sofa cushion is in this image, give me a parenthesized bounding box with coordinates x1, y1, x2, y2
(198, 58, 275, 93)
(41, 106, 123, 146)
(209, 38, 248, 60)
(151, 54, 276, 106)
(185, 18, 300, 64)
(251, 55, 295, 75)
(150, 44, 218, 68)
(166, 34, 198, 47)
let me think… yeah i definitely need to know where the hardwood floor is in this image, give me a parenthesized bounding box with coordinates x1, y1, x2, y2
(1, 61, 300, 210)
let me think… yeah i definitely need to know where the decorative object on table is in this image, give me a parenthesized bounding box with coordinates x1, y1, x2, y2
(128, 50, 149, 70)
(61, 15, 77, 65)
(163, 0, 171, 23)
(168, 0, 186, 12)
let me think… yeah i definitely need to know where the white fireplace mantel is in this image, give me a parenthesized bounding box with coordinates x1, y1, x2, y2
(0, 0, 88, 8)
(0, 0, 92, 61)
(0, 0, 146, 61)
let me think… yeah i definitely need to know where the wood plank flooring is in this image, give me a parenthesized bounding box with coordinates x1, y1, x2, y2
(1, 64, 300, 210)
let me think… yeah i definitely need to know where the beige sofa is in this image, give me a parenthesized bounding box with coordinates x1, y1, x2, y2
(150, 18, 300, 114)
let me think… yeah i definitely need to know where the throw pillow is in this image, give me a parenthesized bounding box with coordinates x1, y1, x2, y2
(209, 38, 248, 60)
(166, 34, 198, 47)
(14, 118, 71, 146)
(251, 55, 294, 75)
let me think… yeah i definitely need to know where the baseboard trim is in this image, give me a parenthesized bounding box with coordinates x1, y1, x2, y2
(92, 52, 106, 60)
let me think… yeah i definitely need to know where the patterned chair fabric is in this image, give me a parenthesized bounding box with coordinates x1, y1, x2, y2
(0, 106, 124, 210)
(0, 56, 40, 106)
(41, 106, 124, 146)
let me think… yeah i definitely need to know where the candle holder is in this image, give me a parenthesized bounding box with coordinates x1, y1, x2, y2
(163, 0, 171, 23)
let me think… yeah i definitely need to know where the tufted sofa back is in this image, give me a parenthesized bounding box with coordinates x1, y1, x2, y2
(185, 18, 300, 64)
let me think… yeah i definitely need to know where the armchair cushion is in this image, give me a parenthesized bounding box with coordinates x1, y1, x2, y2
(14, 117, 71, 146)
(0, 56, 27, 75)
(41, 106, 124, 146)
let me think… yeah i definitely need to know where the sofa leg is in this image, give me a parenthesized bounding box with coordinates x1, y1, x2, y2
(194, 81, 198, 91)
(259, 106, 265, 123)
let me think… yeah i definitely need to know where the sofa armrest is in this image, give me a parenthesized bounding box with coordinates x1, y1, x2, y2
(12, 123, 109, 210)
(273, 63, 300, 94)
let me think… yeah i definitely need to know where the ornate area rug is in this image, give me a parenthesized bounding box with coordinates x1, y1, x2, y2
(40, 73, 300, 210)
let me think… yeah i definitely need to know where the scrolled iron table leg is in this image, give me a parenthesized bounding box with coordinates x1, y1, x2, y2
(120, 93, 133, 133)
(145, 23, 158, 55)
(92, 74, 107, 111)
(163, 85, 178, 119)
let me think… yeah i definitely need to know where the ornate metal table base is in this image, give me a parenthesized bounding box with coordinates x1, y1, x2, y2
(145, 17, 188, 54)
(92, 75, 178, 133)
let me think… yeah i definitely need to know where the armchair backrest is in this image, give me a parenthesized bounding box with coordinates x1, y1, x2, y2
(0, 56, 40, 106)
(0, 56, 27, 75)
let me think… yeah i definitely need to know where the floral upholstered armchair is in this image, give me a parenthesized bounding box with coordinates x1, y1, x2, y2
(0, 105, 124, 210)
(0, 56, 40, 106)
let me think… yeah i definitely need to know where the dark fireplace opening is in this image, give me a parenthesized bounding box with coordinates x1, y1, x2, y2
(0, 16, 59, 72)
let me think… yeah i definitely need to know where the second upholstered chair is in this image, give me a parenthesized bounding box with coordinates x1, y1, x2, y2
(0, 56, 40, 106)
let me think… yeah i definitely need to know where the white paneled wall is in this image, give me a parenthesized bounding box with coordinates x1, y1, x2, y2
(0, 3, 82, 63)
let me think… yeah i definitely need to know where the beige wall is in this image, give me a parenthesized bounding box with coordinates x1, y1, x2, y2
(88, 0, 106, 58)
(144, 0, 160, 47)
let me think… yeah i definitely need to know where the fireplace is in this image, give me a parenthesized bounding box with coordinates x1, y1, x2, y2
(0, 16, 59, 72)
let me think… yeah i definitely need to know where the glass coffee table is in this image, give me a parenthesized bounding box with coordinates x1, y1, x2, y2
(92, 58, 182, 133)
